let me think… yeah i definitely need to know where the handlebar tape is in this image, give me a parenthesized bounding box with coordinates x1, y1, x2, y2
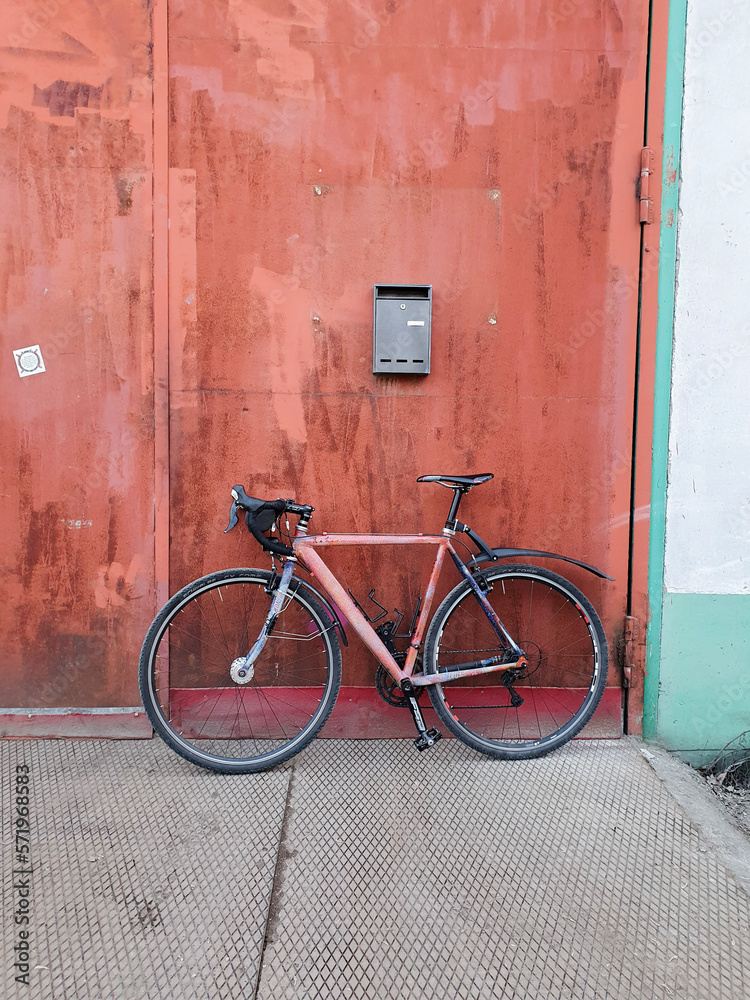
(230, 486, 295, 557)
(245, 510, 295, 558)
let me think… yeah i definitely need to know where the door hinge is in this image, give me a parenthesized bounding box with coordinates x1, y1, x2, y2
(621, 615, 639, 688)
(638, 147, 654, 224)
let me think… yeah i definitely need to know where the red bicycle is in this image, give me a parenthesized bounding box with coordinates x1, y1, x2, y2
(139, 474, 611, 773)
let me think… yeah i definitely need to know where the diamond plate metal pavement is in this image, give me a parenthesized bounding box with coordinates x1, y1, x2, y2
(2, 737, 749, 1000)
(256, 739, 750, 1000)
(1, 739, 291, 999)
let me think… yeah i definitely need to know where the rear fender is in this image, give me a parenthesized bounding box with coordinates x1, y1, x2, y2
(467, 548, 614, 581)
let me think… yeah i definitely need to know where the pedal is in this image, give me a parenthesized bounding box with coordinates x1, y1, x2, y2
(414, 728, 442, 752)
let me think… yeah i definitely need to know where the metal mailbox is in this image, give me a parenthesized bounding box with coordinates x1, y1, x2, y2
(373, 284, 432, 374)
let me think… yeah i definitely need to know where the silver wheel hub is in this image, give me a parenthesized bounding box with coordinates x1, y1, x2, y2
(230, 657, 254, 684)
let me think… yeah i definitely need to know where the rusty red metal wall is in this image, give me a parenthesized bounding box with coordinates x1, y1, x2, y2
(167, 1, 649, 690)
(0, 1, 155, 718)
(1, 0, 651, 727)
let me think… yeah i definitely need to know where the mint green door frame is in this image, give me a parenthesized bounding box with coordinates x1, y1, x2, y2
(643, 0, 688, 739)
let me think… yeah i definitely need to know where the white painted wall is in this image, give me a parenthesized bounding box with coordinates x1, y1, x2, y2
(664, 0, 750, 595)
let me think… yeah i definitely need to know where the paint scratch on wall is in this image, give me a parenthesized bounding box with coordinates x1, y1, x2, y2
(94, 556, 143, 608)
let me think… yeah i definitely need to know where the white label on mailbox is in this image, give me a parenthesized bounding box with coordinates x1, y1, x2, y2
(407, 320, 425, 326)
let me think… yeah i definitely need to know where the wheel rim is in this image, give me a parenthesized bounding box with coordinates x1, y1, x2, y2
(146, 575, 335, 767)
(432, 570, 603, 749)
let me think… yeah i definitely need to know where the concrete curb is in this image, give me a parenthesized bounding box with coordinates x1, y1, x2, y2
(635, 736, 750, 896)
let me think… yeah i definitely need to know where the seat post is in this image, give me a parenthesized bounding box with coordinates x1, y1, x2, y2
(445, 488, 467, 530)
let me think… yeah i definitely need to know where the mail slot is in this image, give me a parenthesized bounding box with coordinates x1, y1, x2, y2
(373, 284, 432, 374)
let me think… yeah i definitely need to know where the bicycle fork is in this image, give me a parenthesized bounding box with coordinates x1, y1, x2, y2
(230, 559, 296, 684)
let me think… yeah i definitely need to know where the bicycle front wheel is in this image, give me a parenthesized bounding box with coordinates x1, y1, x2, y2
(139, 569, 342, 773)
(423, 564, 609, 759)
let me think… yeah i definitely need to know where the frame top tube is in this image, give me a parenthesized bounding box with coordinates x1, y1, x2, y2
(295, 533, 448, 548)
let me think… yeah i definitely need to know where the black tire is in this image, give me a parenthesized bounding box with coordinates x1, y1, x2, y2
(139, 568, 342, 773)
(424, 564, 609, 759)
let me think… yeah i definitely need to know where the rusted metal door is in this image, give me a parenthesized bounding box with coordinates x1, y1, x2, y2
(166, 2, 650, 735)
(0, 1, 650, 736)
(0, 1, 155, 734)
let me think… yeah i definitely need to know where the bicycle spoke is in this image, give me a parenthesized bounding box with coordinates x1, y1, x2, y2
(140, 570, 341, 772)
(425, 564, 608, 757)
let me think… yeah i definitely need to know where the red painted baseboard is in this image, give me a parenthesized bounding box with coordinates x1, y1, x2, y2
(0, 688, 622, 741)
(0, 711, 152, 739)
(169, 686, 623, 740)
(322, 686, 622, 739)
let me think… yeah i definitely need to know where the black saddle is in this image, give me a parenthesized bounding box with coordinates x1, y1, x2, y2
(417, 474, 493, 489)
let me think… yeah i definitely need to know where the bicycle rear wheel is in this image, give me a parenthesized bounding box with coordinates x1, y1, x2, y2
(423, 564, 608, 759)
(139, 568, 341, 773)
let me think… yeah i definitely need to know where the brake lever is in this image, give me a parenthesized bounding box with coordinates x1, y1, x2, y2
(224, 500, 239, 533)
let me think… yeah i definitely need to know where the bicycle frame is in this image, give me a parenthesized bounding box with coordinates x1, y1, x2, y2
(293, 533, 528, 688)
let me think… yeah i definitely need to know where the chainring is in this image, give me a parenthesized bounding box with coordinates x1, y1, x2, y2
(375, 665, 424, 708)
